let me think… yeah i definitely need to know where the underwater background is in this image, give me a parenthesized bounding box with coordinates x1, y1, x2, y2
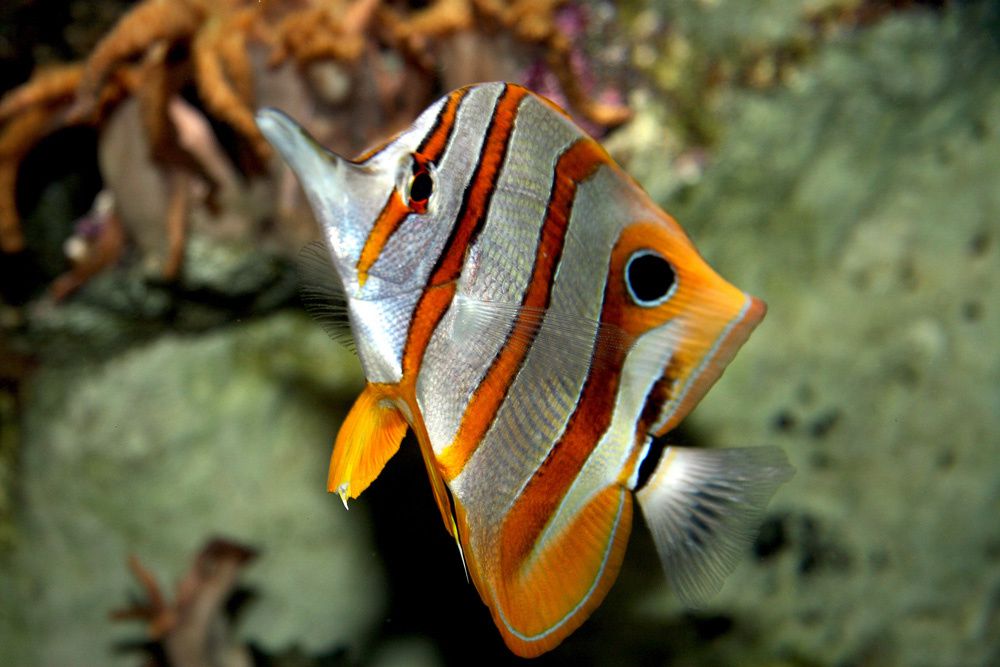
(1, 1, 998, 665)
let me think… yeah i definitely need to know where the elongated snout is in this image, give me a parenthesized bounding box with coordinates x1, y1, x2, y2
(255, 108, 355, 222)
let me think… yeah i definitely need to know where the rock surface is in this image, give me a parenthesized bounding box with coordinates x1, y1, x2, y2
(620, 5, 1000, 666)
(3, 3, 999, 667)
(0, 313, 383, 666)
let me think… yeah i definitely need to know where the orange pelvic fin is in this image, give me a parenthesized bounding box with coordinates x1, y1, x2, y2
(328, 384, 407, 508)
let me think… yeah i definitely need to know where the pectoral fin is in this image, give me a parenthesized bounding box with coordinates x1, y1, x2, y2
(328, 384, 407, 508)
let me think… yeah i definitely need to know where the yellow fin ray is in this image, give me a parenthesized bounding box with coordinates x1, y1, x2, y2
(328, 384, 407, 507)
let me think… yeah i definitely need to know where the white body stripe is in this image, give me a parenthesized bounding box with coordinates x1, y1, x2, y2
(452, 163, 626, 551)
(348, 84, 502, 383)
(533, 319, 680, 557)
(418, 94, 574, 455)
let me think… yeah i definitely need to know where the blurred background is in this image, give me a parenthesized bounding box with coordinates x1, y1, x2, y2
(1, 1, 998, 665)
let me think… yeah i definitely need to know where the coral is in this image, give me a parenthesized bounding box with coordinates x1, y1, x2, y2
(0, 0, 628, 292)
(49, 190, 126, 300)
(113, 538, 258, 667)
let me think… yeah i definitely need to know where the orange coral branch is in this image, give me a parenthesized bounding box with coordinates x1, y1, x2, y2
(270, 0, 380, 67)
(0, 106, 64, 252)
(193, 17, 272, 161)
(499, 0, 632, 128)
(502, 0, 567, 41)
(376, 0, 472, 73)
(398, 0, 472, 37)
(373, 6, 436, 72)
(0, 0, 632, 296)
(216, 9, 257, 105)
(110, 553, 176, 639)
(135, 42, 176, 160)
(0, 163, 23, 253)
(113, 538, 258, 666)
(163, 170, 191, 281)
(71, 0, 204, 120)
(546, 50, 632, 128)
(0, 64, 83, 123)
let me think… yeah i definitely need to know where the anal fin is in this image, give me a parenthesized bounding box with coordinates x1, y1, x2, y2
(328, 384, 407, 507)
(635, 446, 794, 605)
(492, 486, 633, 657)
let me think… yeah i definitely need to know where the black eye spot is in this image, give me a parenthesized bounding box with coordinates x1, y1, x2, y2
(625, 251, 676, 306)
(410, 170, 432, 201)
(409, 162, 433, 207)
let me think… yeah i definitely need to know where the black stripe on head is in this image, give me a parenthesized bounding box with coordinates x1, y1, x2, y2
(634, 370, 679, 491)
(426, 83, 515, 285)
(472, 134, 587, 411)
(401, 84, 525, 378)
(417, 89, 466, 157)
(635, 435, 668, 492)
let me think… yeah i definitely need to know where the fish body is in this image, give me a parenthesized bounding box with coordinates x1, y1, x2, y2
(256, 83, 792, 657)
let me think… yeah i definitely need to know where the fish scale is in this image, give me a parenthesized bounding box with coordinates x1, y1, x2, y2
(256, 82, 794, 658)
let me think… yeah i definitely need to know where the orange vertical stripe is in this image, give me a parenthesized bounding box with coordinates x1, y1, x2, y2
(499, 227, 639, 572)
(356, 193, 409, 287)
(499, 328, 629, 572)
(355, 88, 466, 286)
(424, 85, 529, 289)
(400, 84, 530, 382)
(437, 137, 612, 481)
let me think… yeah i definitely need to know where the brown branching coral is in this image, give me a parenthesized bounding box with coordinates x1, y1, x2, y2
(0, 64, 84, 123)
(0, 0, 628, 292)
(266, 0, 382, 67)
(67, 0, 205, 122)
(113, 538, 259, 667)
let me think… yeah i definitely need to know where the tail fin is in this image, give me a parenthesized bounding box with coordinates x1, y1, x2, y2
(634, 446, 793, 605)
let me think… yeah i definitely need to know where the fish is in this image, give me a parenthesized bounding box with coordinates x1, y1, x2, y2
(255, 82, 793, 657)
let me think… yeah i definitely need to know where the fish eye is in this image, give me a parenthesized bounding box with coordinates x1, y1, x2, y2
(625, 250, 677, 306)
(407, 155, 434, 213)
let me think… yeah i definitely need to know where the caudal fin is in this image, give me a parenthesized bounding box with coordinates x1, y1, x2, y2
(634, 446, 793, 605)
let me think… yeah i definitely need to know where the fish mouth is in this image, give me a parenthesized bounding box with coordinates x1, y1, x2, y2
(658, 292, 765, 436)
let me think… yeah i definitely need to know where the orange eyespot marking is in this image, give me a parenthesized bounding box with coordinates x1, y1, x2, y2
(408, 154, 434, 214)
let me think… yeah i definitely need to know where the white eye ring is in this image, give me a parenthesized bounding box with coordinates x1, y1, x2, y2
(624, 250, 677, 307)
